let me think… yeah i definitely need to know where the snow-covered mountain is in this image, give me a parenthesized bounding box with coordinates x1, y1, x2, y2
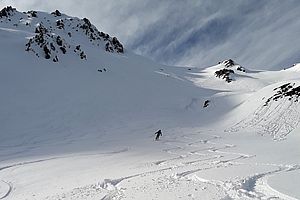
(1, 7, 300, 200)
(0, 6, 123, 62)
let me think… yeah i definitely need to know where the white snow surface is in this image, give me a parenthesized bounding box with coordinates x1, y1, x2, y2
(0, 7, 300, 200)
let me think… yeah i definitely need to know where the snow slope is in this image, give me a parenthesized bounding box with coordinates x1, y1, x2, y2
(0, 6, 300, 200)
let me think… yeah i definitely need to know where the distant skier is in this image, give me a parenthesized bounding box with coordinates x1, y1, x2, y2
(203, 100, 210, 108)
(154, 129, 162, 141)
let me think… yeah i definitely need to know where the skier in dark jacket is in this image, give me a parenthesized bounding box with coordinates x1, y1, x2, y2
(155, 129, 162, 141)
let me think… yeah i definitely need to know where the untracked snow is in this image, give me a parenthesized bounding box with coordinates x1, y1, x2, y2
(0, 7, 300, 200)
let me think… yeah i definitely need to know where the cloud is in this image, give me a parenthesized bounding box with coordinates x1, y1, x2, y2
(175, 0, 300, 69)
(0, 0, 299, 69)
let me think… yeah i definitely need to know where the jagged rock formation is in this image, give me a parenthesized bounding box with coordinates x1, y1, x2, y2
(0, 6, 124, 62)
(0, 6, 16, 18)
(214, 59, 247, 83)
(222, 59, 235, 68)
(222, 59, 246, 72)
(51, 10, 62, 17)
(215, 68, 235, 83)
(264, 83, 300, 106)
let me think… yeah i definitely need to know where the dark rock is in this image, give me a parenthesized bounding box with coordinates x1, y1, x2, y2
(60, 47, 66, 54)
(82, 18, 91, 27)
(53, 56, 58, 62)
(43, 45, 51, 59)
(56, 19, 64, 29)
(80, 51, 86, 59)
(214, 68, 234, 83)
(27, 10, 37, 17)
(56, 36, 63, 46)
(50, 43, 55, 51)
(0, 6, 16, 18)
(35, 24, 48, 34)
(51, 10, 62, 17)
(237, 66, 246, 72)
(112, 37, 124, 53)
(105, 42, 113, 52)
(265, 83, 300, 106)
(223, 59, 235, 68)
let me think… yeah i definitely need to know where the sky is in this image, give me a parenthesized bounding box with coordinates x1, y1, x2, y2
(1, 0, 300, 69)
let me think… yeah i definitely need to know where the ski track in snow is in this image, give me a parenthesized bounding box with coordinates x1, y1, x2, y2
(219, 164, 300, 200)
(0, 180, 12, 200)
(228, 98, 300, 140)
(0, 147, 130, 200)
(34, 131, 300, 200)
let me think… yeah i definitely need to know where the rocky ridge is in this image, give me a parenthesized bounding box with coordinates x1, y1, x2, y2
(0, 6, 124, 62)
(214, 59, 246, 83)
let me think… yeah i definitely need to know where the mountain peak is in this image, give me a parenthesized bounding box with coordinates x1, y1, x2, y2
(0, 6, 124, 62)
(212, 59, 247, 83)
(0, 6, 16, 18)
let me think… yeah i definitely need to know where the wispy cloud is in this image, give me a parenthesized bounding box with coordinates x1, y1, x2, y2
(0, 0, 299, 69)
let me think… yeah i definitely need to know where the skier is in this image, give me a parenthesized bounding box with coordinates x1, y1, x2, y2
(203, 100, 210, 108)
(154, 129, 162, 141)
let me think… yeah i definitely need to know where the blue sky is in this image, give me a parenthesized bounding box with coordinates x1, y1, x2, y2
(1, 0, 300, 69)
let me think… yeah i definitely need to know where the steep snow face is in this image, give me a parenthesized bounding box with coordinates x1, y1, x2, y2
(0, 6, 123, 62)
(182, 59, 300, 140)
(227, 81, 300, 140)
(0, 6, 217, 151)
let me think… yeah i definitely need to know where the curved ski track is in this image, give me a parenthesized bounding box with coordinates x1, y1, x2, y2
(36, 131, 300, 200)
